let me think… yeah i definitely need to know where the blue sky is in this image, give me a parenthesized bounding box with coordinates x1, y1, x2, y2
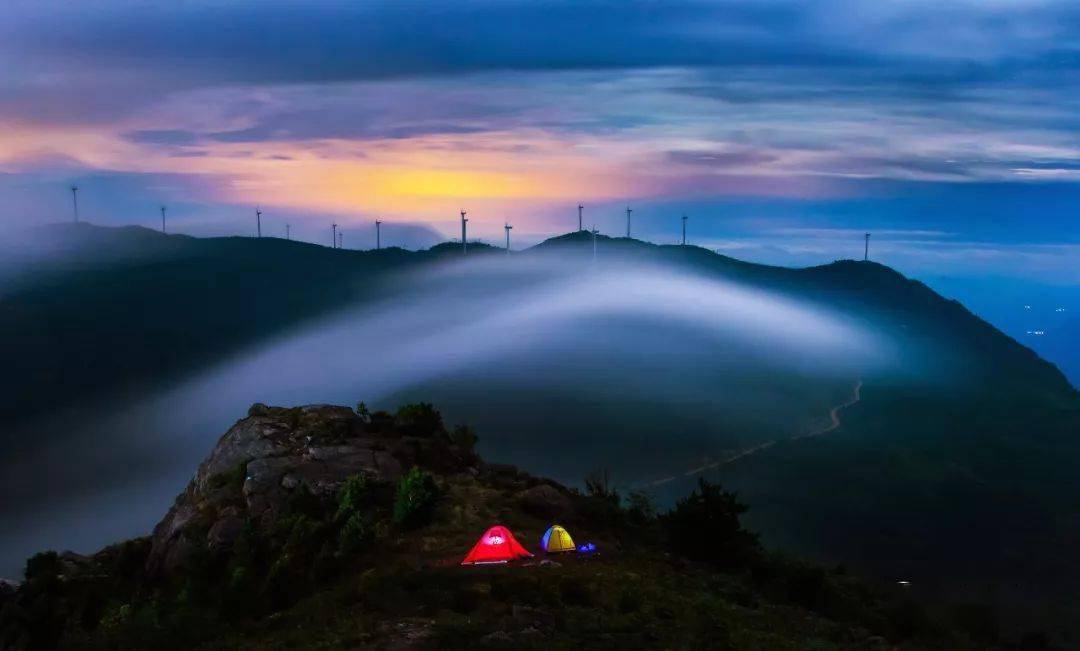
(1, 1, 1078, 284)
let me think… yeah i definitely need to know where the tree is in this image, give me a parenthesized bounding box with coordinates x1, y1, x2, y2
(663, 478, 760, 568)
(393, 467, 439, 528)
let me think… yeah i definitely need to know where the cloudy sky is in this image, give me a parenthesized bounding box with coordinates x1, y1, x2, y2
(2, 0, 1079, 281)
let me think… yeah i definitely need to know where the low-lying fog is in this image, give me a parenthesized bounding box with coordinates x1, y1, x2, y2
(0, 252, 900, 577)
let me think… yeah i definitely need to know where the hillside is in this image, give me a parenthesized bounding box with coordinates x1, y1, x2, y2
(2, 224, 1072, 434)
(0, 402, 1009, 650)
(0, 224, 505, 431)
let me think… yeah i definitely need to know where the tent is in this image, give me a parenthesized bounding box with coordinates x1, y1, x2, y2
(540, 524, 576, 553)
(461, 525, 534, 565)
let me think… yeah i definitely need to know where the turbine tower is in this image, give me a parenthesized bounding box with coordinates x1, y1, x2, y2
(591, 226, 599, 262)
(504, 222, 513, 254)
(375, 219, 382, 250)
(338, 231, 343, 249)
(255, 207, 262, 238)
(864, 232, 870, 261)
(460, 210, 468, 255)
(681, 214, 687, 246)
(625, 206, 632, 238)
(578, 203, 584, 232)
(332, 223, 338, 248)
(160, 206, 167, 233)
(70, 186, 79, 223)
(285, 224, 291, 241)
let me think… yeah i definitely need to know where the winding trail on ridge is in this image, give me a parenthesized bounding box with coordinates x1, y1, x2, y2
(645, 379, 864, 488)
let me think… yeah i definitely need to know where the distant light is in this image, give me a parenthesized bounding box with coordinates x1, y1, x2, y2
(897, 580, 911, 586)
(1026, 330, 1045, 336)
(577, 542, 597, 553)
(1024, 305, 1032, 310)
(1056, 307, 1067, 312)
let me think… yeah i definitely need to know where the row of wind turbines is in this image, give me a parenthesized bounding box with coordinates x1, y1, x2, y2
(67, 185, 697, 253)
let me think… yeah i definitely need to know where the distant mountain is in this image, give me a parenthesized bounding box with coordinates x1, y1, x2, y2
(0, 223, 501, 430)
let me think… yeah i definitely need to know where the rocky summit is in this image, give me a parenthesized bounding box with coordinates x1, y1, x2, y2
(0, 402, 1007, 649)
(149, 404, 411, 576)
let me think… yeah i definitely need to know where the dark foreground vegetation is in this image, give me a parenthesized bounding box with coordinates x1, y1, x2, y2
(0, 402, 1054, 649)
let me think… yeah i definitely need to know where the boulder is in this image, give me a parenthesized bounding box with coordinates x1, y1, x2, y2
(517, 484, 573, 519)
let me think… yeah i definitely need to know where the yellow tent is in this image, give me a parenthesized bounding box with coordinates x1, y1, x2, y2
(540, 524, 576, 553)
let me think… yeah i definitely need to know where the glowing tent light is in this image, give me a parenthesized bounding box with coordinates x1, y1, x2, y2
(461, 525, 533, 565)
(540, 524, 576, 553)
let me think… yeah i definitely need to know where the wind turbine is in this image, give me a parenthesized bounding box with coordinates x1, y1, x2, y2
(460, 210, 468, 255)
(338, 231, 343, 249)
(864, 232, 870, 261)
(504, 222, 513, 254)
(681, 214, 687, 246)
(285, 224, 291, 241)
(625, 206, 632, 238)
(577, 204, 584, 232)
(332, 223, 338, 249)
(255, 207, 262, 238)
(160, 206, 167, 233)
(375, 219, 382, 250)
(70, 186, 79, 223)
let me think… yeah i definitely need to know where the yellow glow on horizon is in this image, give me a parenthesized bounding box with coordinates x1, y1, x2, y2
(0, 122, 645, 227)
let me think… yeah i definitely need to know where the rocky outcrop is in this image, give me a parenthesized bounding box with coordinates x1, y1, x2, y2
(146, 403, 472, 576)
(516, 483, 575, 519)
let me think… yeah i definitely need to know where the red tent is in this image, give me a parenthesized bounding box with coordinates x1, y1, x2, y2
(461, 525, 534, 565)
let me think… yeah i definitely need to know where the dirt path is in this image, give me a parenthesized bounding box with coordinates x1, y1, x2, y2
(792, 379, 862, 441)
(644, 379, 863, 488)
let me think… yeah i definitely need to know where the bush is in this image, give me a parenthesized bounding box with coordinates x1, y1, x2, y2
(624, 490, 657, 527)
(663, 478, 760, 568)
(393, 403, 444, 437)
(449, 424, 478, 454)
(584, 468, 619, 505)
(24, 551, 60, 581)
(336, 473, 372, 521)
(338, 513, 373, 555)
(393, 467, 439, 528)
(354, 401, 372, 424)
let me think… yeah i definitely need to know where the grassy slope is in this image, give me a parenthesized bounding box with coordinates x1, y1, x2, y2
(200, 473, 975, 650)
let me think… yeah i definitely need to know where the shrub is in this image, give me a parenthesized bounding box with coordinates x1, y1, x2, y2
(336, 473, 372, 521)
(584, 468, 618, 505)
(580, 467, 623, 527)
(25, 551, 60, 581)
(393, 403, 444, 437)
(338, 513, 373, 555)
(207, 461, 247, 492)
(624, 490, 657, 527)
(392, 467, 439, 528)
(355, 401, 372, 424)
(663, 478, 760, 568)
(449, 424, 478, 454)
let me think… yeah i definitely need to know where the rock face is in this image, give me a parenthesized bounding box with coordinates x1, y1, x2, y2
(146, 403, 470, 576)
